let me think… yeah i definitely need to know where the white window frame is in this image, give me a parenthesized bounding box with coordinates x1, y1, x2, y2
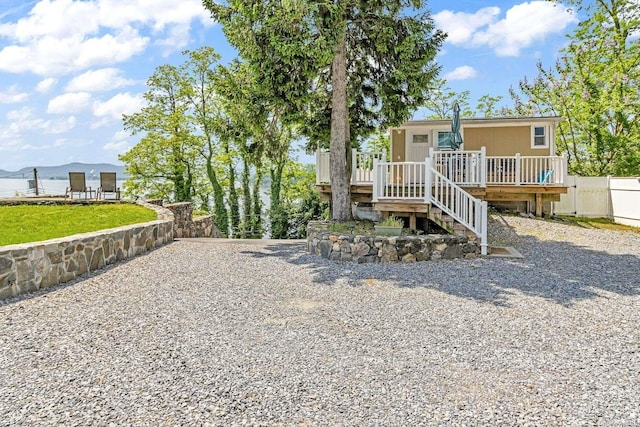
(531, 125, 549, 149)
(433, 129, 454, 150)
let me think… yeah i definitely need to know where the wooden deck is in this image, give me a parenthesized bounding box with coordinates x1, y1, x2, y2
(316, 183, 567, 217)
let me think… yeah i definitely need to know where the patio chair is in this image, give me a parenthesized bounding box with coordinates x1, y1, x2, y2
(537, 169, 554, 184)
(65, 172, 95, 199)
(97, 172, 121, 200)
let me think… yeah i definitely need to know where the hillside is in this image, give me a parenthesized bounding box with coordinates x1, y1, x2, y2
(0, 163, 127, 180)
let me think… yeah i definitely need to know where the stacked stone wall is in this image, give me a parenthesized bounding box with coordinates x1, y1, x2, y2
(307, 221, 478, 263)
(0, 201, 174, 300)
(165, 202, 222, 238)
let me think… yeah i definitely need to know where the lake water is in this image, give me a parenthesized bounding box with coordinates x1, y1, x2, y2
(0, 178, 126, 198)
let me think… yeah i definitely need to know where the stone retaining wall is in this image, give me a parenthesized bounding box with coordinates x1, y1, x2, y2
(0, 201, 174, 300)
(165, 202, 222, 238)
(307, 221, 478, 263)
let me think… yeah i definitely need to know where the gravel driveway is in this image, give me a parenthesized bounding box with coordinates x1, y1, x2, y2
(1, 214, 639, 425)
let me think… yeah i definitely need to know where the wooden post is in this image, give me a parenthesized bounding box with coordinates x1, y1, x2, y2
(409, 212, 416, 230)
(515, 153, 521, 185)
(33, 168, 39, 196)
(535, 193, 543, 217)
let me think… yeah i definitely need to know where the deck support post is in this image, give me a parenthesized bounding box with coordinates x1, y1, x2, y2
(409, 213, 417, 230)
(535, 193, 543, 217)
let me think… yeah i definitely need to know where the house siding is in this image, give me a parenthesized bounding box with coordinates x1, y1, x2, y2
(464, 126, 551, 156)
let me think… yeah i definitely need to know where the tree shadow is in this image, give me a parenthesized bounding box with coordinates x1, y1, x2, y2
(243, 231, 640, 308)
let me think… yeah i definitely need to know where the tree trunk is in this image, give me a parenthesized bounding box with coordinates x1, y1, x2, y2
(252, 166, 263, 237)
(206, 155, 228, 237)
(329, 33, 351, 221)
(241, 154, 252, 238)
(224, 139, 240, 236)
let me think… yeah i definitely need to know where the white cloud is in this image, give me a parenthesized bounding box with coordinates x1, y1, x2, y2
(435, 1, 577, 57)
(0, 86, 29, 103)
(444, 66, 478, 81)
(47, 92, 92, 114)
(92, 92, 145, 122)
(0, 0, 213, 76)
(103, 129, 133, 154)
(66, 68, 136, 92)
(434, 7, 499, 45)
(36, 77, 58, 93)
(45, 116, 77, 134)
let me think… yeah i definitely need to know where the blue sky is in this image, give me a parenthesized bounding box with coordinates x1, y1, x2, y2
(0, 0, 578, 171)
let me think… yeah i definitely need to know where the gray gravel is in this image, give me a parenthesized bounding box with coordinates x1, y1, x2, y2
(1, 214, 639, 426)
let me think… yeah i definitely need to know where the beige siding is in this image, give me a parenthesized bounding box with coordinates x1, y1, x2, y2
(464, 126, 550, 156)
(391, 129, 406, 162)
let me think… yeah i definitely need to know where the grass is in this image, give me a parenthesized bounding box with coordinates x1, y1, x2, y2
(0, 203, 158, 246)
(557, 215, 640, 233)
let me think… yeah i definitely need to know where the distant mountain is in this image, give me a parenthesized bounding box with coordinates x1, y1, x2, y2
(0, 162, 128, 180)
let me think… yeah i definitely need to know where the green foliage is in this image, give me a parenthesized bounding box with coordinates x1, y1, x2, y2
(423, 78, 473, 119)
(205, 0, 446, 221)
(0, 204, 157, 246)
(269, 162, 328, 239)
(512, 0, 640, 176)
(378, 215, 404, 227)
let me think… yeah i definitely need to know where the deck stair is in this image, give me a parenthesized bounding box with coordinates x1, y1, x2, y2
(373, 156, 488, 254)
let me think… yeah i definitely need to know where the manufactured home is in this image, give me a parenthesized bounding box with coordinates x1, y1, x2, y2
(316, 117, 569, 254)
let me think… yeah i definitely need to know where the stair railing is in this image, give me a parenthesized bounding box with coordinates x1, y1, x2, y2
(425, 157, 488, 255)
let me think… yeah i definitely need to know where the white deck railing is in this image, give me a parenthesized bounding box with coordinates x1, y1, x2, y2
(372, 160, 427, 201)
(318, 148, 568, 187)
(352, 149, 386, 184)
(372, 157, 487, 254)
(428, 158, 488, 255)
(429, 148, 486, 186)
(486, 153, 567, 185)
(316, 149, 386, 185)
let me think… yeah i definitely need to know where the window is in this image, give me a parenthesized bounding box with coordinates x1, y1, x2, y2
(436, 131, 453, 149)
(532, 126, 548, 148)
(412, 134, 429, 144)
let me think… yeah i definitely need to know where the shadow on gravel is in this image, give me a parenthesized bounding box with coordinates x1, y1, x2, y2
(241, 234, 640, 308)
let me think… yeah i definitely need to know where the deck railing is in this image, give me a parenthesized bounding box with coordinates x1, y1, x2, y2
(429, 148, 486, 186)
(486, 153, 567, 185)
(318, 148, 568, 187)
(373, 157, 487, 254)
(372, 160, 427, 201)
(428, 158, 488, 255)
(316, 149, 386, 185)
(352, 149, 386, 184)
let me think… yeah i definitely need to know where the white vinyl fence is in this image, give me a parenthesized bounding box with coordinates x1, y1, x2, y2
(553, 176, 640, 227)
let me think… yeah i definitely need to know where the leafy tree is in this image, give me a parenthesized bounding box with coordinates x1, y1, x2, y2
(204, 0, 445, 221)
(422, 78, 472, 119)
(512, 0, 640, 175)
(121, 65, 200, 202)
(179, 47, 230, 235)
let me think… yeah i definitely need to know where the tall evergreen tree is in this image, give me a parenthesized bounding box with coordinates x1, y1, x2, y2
(204, 0, 445, 220)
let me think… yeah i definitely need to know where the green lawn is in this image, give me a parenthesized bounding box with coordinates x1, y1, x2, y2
(0, 203, 158, 246)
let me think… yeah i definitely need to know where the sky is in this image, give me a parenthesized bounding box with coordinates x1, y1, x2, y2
(0, 0, 579, 171)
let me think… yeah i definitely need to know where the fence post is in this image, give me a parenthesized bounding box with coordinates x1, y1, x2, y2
(425, 157, 432, 203)
(480, 146, 486, 187)
(316, 149, 320, 185)
(562, 152, 568, 186)
(372, 158, 379, 202)
(351, 148, 357, 184)
(480, 201, 488, 256)
(515, 153, 521, 185)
